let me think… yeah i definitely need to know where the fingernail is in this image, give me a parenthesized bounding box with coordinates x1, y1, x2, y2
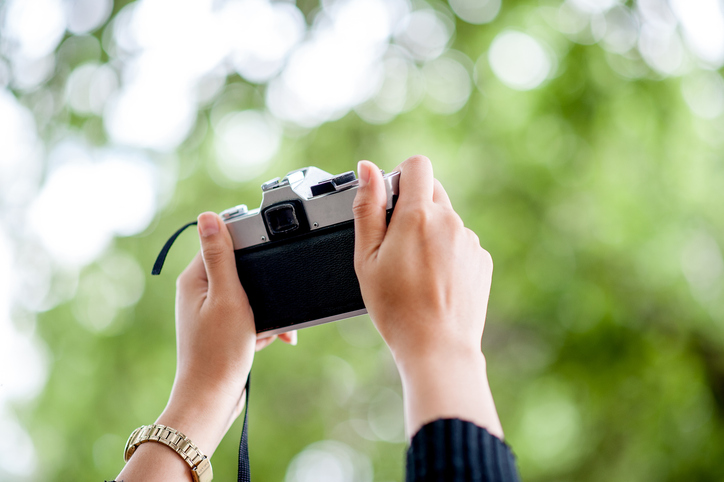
(358, 161, 370, 188)
(198, 213, 219, 237)
(291, 331, 298, 346)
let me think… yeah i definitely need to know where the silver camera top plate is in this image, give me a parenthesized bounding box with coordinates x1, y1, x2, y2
(222, 167, 400, 251)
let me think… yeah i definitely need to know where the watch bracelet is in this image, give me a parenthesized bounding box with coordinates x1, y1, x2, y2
(124, 423, 213, 482)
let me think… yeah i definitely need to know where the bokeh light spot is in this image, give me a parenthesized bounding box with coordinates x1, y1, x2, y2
(601, 6, 639, 54)
(568, 0, 618, 15)
(65, 63, 119, 116)
(355, 50, 424, 124)
(449, 0, 501, 25)
(104, 79, 196, 151)
(29, 145, 157, 266)
(681, 71, 724, 120)
(285, 440, 372, 482)
(213, 110, 282, 183)
(681, 231, 724, 303)
(66, 0, 113, 35)
(395, 7, 454, 61)
(670, 0, 724, 68)
(2, 0, 66, 59)
(423, 53, 472, 114)
(0, 90, 42, 206)
(488, 31, 552, 90)
(222, 0, 305, 83)
(367, 388, 404, 442)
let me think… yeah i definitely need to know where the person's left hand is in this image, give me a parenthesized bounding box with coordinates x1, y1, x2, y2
(117, 212, 296, 481)
(161, 211, 296, 455)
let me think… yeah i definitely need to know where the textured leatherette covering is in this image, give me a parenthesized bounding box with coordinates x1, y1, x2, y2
(235, 220, 363, 333)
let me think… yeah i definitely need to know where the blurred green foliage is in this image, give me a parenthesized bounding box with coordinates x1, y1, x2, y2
(10, 0, 724, 481)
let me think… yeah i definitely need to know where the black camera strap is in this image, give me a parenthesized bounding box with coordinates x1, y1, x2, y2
(151, 220, 198, 275)
(238, 375, 251, 482)
(152, 222, 254, 480)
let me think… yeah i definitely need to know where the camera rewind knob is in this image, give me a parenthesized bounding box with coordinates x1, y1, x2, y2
(261, 178, 281, 191)
(220, 204, 249, 220)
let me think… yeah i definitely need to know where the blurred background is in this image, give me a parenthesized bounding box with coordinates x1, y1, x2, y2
(1, 0, 723, 480)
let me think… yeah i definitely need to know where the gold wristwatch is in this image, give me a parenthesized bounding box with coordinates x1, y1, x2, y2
(124, 424, 213, 482)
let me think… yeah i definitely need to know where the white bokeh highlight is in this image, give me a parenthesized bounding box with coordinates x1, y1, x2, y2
(66, 0, 114, 34)
(354, 51, 424, 124)
(213, 110, 282, 182)
(29, 145, 157, 266)
(395, 7, 454, 61)
(601, 6, 639, 54)
(670, 0, 724, 68)
(0, 90, 42, 206)
(0, 231, 48, 479)
(72, 250, 146, 333)
(423, 54, 472, 114)
(222, 0, 306, 83)
(449, 0, 501, 25)
(65, 63, 119, 116)
(638, 23, 687, 76)
(267, 0, 405, 127)
(568, 0, 619, 15)
(489, 31, 552, 90)
(105, 78, 198, 151)
(2, 0, 66, 60)
(285, 440, 373, 482)
(681, 71, 724, 119)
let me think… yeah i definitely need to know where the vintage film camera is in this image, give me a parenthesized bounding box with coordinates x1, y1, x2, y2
(219, 167, 399, 336)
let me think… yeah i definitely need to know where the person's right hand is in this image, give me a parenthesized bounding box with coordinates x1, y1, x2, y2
(353, 155, 492, 367)
(353, 155, 503, 439)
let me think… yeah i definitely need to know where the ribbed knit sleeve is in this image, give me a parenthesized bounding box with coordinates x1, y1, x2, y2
(405, 418, 520, 482)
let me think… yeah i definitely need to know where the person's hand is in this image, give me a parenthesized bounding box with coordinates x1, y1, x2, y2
(117, 212, 295, 481)
(353, 156, 492, 366)
(163, 211, 296, 451)
(353, 156, 503, 439)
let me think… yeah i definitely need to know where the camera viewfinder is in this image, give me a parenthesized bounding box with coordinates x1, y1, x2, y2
(264, 203, 300, 235)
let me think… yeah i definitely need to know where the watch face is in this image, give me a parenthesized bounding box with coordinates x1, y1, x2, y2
(124, 426, 142, 462)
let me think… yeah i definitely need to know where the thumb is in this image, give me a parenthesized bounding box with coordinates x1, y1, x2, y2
(197, 211, 240, 296)
(353, 160, 388, 264)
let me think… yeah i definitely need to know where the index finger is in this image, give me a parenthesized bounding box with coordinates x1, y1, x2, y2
(394, 155, 435, 206)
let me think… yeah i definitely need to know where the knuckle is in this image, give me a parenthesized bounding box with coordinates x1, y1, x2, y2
(353, 251, 371, 276)
(176, 263, 194, 291)
(445, 210, 464, 229)
(433, 178, 445, 192)
(352, 195, 379, 219)
(407, 154, 431, 166)
(404, 205, 433, 226)
(202, 242, 226, 266)
(353, 250, 363, 269)
(466, 227, 480, 245)
(480, 248, 493, 270)
(176, 273, 186, 291)
(397, 154, 431, 173)
(352, 198, 371, 217)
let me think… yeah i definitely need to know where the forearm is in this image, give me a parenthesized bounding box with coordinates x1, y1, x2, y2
(398, 349, 504, 440)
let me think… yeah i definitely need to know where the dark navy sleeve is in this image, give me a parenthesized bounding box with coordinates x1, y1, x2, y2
(406, 418, 520, 482)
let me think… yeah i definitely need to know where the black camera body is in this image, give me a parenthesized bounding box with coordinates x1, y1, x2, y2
(221, 167, 399, 336)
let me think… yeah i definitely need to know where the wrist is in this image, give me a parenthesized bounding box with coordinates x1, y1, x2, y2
(395, 347, 504, 440)
(158, 377, 244, 457)
(395, 341, 485, 379)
